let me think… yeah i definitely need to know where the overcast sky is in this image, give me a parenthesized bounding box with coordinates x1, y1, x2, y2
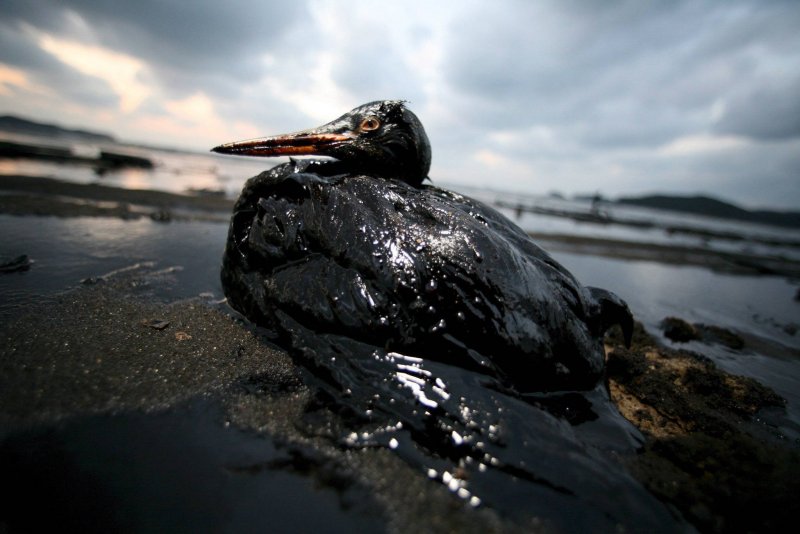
(1, 1, 798, 208)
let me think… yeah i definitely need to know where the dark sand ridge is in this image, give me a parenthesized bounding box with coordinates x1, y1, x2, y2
(3, 174, 800, 278)
(1, 252, 798, 530)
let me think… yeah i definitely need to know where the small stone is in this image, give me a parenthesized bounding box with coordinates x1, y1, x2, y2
(696, 324, 745, 351)
(0, 254, 32, 274)
(661, 317, 700, 343)
(150, 210, 172, 222)
(142, 318, 170, 330)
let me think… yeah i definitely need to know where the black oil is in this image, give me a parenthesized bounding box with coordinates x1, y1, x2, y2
(221, 165, 683, 532)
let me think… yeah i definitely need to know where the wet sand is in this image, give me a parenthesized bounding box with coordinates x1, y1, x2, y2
(2, 174, 799, 532)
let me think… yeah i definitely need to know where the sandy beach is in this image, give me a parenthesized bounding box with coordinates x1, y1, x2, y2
(1, 173, 799, 532)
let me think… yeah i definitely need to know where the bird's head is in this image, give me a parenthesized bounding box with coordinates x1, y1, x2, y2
(212, 100, 431, 187)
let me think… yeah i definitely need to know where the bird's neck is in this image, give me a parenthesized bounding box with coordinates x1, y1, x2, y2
(293, 158, 426, 187)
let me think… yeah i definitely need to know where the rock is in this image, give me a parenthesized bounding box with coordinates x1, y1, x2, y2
(661, 317, 700, 342)
(695, 324, 745, 350)
(150, 209, 173, 222)
(142, 318, 170, 330)
(661, 317, 746, 351)
(606, 324, 797, 534)
(0, 254, 32, 274)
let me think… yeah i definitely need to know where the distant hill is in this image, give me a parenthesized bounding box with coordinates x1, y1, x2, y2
(617, 194, 800, 229)
(0, 115, 115, 143)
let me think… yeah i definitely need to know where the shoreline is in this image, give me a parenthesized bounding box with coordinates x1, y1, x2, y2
(534, 232, 800, 278)
(3, 173, 799, 278)
(0, 174, 232, 222)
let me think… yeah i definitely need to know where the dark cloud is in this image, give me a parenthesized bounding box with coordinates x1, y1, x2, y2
(2, 0, 69, 34)
(6, 0, 305, 66)
(0, 23, 55, 70)
(714, 75, 800, 140)
(3, 0, 309, 101)
(333, 47, 425, 107)
(443, 0, 800, 148)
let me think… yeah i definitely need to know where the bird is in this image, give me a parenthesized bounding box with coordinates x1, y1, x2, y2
(207, 103, 682, 532)
(211, 100, 632, 393)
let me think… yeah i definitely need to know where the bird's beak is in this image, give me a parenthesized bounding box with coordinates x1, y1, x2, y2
(211, 125, 356, 158)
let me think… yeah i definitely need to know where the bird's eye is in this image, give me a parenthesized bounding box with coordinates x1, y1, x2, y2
(359, 117, 381, 132)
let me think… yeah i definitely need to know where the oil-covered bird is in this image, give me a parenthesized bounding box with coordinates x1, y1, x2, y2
(212, 100, 632, 392)
(208, 101, 684, 533)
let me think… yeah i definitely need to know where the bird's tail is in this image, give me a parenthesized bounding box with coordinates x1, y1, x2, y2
(586, 287, 634, 347)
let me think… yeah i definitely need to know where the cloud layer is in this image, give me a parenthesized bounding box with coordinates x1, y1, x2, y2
(1, 0, 798, 208)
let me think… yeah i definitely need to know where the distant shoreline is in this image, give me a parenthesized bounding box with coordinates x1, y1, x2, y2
(533, 232, 800, 279)
(0, 139, 154, 172)
(0, 114, 115, 143)
(0, 174, 232, 222)
(3, 113, 798, 221)
(3, 112, 798, 229)
(497, 195, 800, 232)
(2, 174, 799, 279)
(616, 194, 800, 230)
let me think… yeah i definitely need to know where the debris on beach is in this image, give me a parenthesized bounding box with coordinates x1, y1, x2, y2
(605, 322, 798, 533)
(0, 254, 32, 273)
(661, 316, 745, 350)
(142, 318, 170, 330)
